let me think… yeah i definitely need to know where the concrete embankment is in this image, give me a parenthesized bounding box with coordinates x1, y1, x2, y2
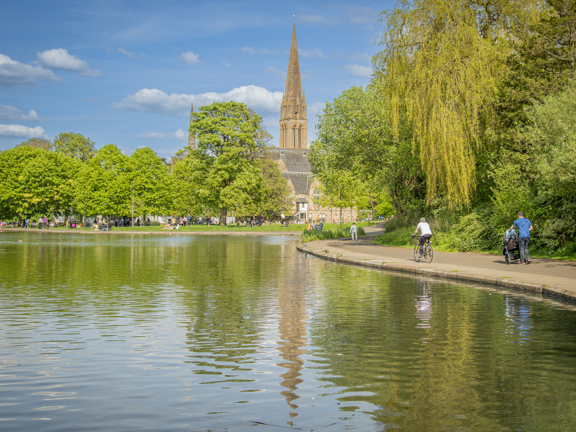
(298, 225, 576, 302)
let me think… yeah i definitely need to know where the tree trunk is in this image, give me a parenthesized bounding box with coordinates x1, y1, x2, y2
(339, 207, 343, 224)
(18, 213, 22, 228)
(219, 207, 227, 226)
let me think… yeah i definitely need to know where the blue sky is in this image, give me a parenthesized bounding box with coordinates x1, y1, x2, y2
(0, 0, 393, 157)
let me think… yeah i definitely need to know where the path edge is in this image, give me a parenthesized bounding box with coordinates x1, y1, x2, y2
(297, 243, 576, 303)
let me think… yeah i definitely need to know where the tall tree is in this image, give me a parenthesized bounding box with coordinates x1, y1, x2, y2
(253, 156, 293, 216)
(309, 83, 423, 214)
(76, 144, 131, 218)
(20, 152, 80, 219)
(53, 132, 96, 162)
(375, 0, 543, 208)
(18, 137, 52, 151)
(188, 101, 266, 225)
(129, 148, 172, 221)
(0, 146, 45, 223)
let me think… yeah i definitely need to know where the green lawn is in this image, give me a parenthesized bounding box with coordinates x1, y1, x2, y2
(6, 221, 374, 234)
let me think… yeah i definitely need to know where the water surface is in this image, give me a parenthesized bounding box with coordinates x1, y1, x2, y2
(1, 232, 576, 431)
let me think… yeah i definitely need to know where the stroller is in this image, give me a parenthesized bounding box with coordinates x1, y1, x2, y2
(503, 229, 520, 265)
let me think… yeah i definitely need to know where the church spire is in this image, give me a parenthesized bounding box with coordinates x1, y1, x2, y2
(279, 22, 308, 149)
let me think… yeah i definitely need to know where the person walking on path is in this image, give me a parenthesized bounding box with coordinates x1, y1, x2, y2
(38, 216, 42, 229)
(510, 211, 533, 265)
(43, 216, 48, 229)
(350, 222, 358, 241)
(412, 217, 433, 258)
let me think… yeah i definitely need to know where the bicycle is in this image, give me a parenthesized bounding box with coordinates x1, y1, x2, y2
(413, 235, 433, 263)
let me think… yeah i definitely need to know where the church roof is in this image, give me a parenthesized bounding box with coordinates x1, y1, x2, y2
(265, 147, 311, 174)
(283, 172, 312, 195)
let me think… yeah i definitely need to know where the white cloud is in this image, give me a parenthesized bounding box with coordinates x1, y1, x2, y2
(221, 61, 231, 68)
(299, 48, 325, 59)
(0, 105, 40, 121)
(343, 64, 373, 78)
(180, 52, 200, 64)
(117, 48, 136, 58)
(300, 15, 340, 25)
(36, 48, 101, 77)
(332, 52, 372, 62)
(309, 102, 326, 115)
(113, 85, 283, 116)
(240, 47, 280, 55)
(138, 128, 188, 141)
(0, 124, 47, 138)
(264, 66, 285, 78)
(117, 48, 147, 59)
(0, 53, 61, 85)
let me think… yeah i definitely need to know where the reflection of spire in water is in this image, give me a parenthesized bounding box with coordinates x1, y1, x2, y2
(415, 280, 433, 330)
(276, 252, 308, 418)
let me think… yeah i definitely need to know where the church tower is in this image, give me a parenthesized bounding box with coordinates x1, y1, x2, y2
(279, 23, 308, 149)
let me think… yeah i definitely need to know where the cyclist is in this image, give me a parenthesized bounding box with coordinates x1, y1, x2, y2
(412, 217, 433, 258)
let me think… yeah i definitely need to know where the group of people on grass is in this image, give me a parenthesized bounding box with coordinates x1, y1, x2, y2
(412, 211, 533, 265)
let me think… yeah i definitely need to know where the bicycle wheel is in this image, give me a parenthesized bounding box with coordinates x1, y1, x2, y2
(424, 243, 433, 263)
(414, 243, 421, 262)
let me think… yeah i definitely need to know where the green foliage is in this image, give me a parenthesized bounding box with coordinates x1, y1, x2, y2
(129, 147, 172, 217)
(187, 101, 267, 223)
(300, 224, 366, 242)
(255, 156, 293, 215)
(375, 0, 542, 208)
(0, 145, 45, 221)
(309, 82, 423, 216)
(20, 151, 80, 217)
(76, 144, 131, 217)
(53, 132, 96, 162)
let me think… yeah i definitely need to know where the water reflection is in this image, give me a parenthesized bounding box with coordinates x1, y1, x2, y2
(276, 254, 308, 417)
(2, 232, 576, 432)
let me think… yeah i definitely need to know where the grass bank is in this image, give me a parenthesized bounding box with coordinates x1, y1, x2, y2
(300, 223, 368, 242)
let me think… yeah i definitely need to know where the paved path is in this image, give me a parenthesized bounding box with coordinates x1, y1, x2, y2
(298, 223, 576, 302)
(0, 228, 300, 236)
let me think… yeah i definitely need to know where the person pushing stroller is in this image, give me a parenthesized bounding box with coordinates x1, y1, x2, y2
(509, 211, 533, 265)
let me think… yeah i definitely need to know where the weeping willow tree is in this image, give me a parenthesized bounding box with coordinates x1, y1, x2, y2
(375, 0, 545, 208)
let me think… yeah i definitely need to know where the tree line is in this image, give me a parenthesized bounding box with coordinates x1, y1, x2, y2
(309, 0, 576, 256)
(0, 102, 293, 226)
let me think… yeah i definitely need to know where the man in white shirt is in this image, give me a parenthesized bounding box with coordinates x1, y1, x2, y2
(350, 222, 358, 241)
(412, 217, 433, 257)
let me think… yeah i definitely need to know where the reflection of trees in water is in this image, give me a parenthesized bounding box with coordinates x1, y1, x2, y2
(171, 238, 287, 388)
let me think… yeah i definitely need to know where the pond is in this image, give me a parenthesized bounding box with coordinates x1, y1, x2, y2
(1, 232, 576, 431)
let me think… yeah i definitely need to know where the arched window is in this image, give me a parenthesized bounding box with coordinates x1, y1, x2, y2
(313, 188, 320, 201)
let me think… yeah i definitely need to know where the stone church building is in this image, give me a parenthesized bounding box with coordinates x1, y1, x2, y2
(265, 24, 357, 223)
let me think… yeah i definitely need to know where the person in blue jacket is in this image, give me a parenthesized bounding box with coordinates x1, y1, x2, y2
(510, 211, 533, 265)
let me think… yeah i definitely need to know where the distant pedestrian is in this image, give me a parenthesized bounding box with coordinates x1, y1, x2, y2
(350, 222, 358, 241)
(24, 218, 29, 228)
(510, 211, 533, 265)
(187, 213, 191, 226)
(43, 216, 48, 229)
(38, 217, 42, 229)
(281, 213, 285, 224)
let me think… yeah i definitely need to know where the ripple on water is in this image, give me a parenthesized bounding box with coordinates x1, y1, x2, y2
(2, 233, 576, 431)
